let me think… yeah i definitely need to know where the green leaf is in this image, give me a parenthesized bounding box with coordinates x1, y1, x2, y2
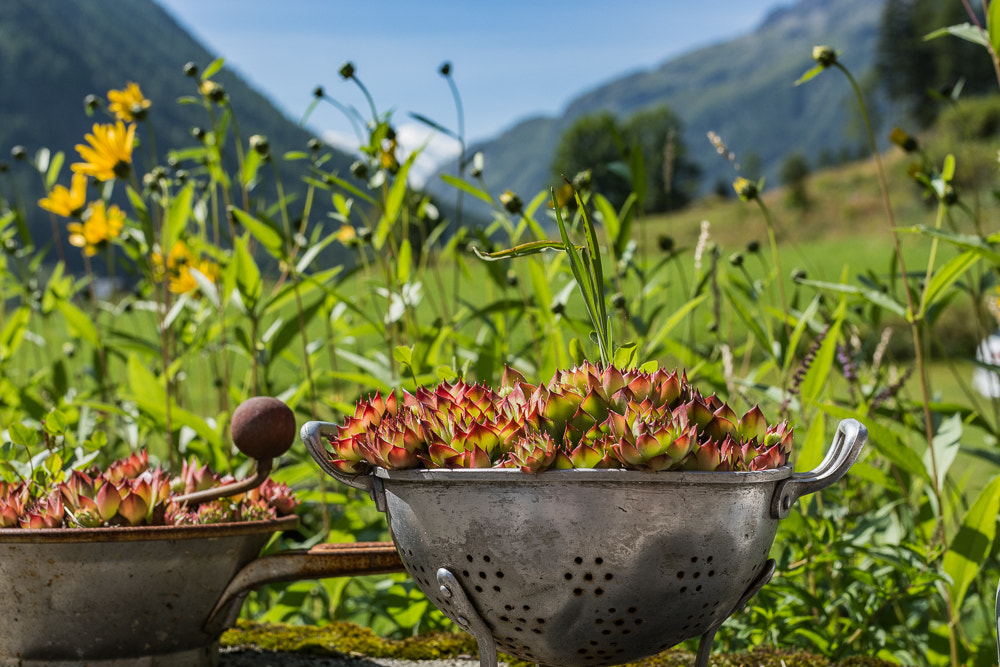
(440, 173, 493, 204)
(612, 343, 638, 369)
(393, 345, 413, 367)
(201, 57, 225, 80)
(232, 234, 262, 310)
(44, 409, 68, 436)
(924, 23, 989, 48)
(56, 300, 101, 349)
(230, 208, 285, 258)
(795, 63, 826, 85)
(45, 151, 65, 191)
(794, 411, 827, 474)
(8, 422, 39, 448)
(241, 148, 262, 187)
(799, 300, 845, 406)
(165, 182, 195, 252)
(795, 278, 907, 317)
(990, 3, 1000, 58)
(643, 294, 708, 356)
(407, 112, 460, 140)
(924, 413, 962, 488)
(943, 473, 1000, 618)
(397, 238, 413, 285)
(919, 250, 979, 317)
(941, 153, 955, 182)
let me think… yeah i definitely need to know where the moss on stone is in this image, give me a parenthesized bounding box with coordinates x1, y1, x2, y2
(221, 621, 897, 667)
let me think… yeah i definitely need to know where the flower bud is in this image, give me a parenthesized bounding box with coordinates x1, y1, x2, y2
(812, 45, 837, 68)
(500, 190, 523, 215)
(888, 127, 918, 153)
(339, 62, 356, 80)
(439, 62, 452, 76)
(84, 94, 100, 113)
(307, 138, 322, 152)
(572, 169, 592, 191)
(729, 252, 743, 267)
(183, 61, 199, 77)
(746, 240, 761, 253)
(350, 160, 369, 180)
(313, 85, 324, 98)
(658, 235, 674, 253)
(249, 134, 269, 157)
(733, 177, 758, 202)
(9, 146, 25, 161)
(191, 126, 206, 141)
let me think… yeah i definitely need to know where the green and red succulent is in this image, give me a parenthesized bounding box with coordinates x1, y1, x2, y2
(325, 363, 793, 475)
(0, 451, 298, 529)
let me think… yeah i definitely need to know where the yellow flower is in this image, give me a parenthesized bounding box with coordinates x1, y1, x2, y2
(38, 173, 88, 218)
(107, 82, 151, 122)
(152, 241, 219, 295)
(72, 121, 135, 181)
(170, 258, 219, 295)
(335, 224, 357, 244)
(67, 201, 124, 256)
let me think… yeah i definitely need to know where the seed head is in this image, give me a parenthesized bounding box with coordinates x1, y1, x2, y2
(339, 62, 356, 80)
(183, 62, 199, 78)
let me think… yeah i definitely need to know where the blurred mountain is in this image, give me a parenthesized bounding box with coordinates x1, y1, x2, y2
(430, 0, 889, 212)
(0, 0, 355, 267)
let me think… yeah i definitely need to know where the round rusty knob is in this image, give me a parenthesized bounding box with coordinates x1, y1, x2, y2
(231, 396, 296, 460)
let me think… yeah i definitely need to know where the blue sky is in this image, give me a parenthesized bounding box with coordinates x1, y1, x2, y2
(156, 0, 783, 178)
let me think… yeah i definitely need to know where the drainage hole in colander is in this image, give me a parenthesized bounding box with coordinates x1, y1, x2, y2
(595, 557, 604, 564)
(595, 618, 604, 625)
(523, 604, 531, 611)
(635, 618, 643, 625)
(466, 554, 473, 562)
(608, 607, 616, 613)
(462, 570, 469, 577)
(492, 585, 500, 592)
(677, 571, 684, 579)
(532, 629, 542, 634)
(614, 619, 625, 627)
(628, 606, 637, 614)
(504, 604, 514, 611)
(605, 573, 614, 580)
(496, 571, 504, 578)
(514, 627, 523, 632)
(565, 572, 573, 580)
(500, 615, 509, 622)
(517, 617, 526, 624)
(595, 588, 605, 596)
(709, 570, 715, 577)
(537, 618, 545, 624)
(691, 556, 698, 563)
(622, 629, 632, 635)
(479, 571, 487, 579)
(696, 585, 703, 592)
(474, 585, 483, 593)
(584, 573, 594, 581)
(707, 555, 714, 563)
(483, 555, 491, 562)
(574, 588, 584, 596)
(575, 556, 584, 564)
(601, 629, 612, 636)
(680, 586, 688, 593)
(693, 571, 700, 579)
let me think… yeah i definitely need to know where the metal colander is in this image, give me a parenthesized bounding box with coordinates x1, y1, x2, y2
(304, 418, 866, 667)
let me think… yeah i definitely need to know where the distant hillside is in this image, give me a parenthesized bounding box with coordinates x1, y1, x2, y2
(431, 0, 889, 212)
(0, 0, 355, 268)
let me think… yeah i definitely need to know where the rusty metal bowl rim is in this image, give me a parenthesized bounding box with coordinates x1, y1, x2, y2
(0, 514, 299, 543)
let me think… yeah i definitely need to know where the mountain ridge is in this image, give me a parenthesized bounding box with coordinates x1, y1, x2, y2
(431, 0, 887, 211)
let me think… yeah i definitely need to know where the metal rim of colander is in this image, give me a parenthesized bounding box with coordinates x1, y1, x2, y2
(374, 465, 792, 484)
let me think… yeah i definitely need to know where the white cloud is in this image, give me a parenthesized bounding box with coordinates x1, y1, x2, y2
(320, 122, 461, 189)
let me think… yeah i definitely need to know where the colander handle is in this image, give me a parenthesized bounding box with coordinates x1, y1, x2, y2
(770, 418, 867, 519)
(300, 420, 375, 494)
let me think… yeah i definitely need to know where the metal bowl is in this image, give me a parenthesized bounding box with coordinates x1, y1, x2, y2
(304, 418, 867, 667)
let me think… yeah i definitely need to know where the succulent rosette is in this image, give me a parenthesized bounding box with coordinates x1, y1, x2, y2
(324, 363, 793, 474)
(0, 451, 299, 529)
